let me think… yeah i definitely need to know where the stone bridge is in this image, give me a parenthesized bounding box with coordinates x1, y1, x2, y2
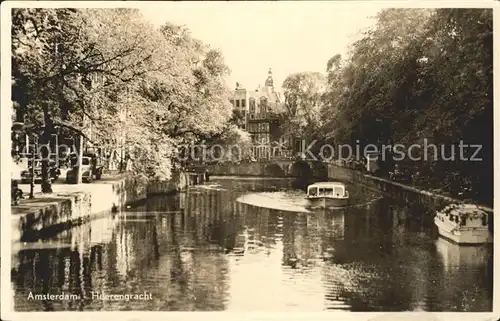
(207, 159, 329, 178)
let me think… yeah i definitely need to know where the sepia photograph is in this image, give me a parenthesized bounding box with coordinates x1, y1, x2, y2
(1, 0, 497, 320)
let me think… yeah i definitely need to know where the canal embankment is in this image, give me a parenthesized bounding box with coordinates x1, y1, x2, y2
(11, 170, 206, 245)
(325, 164, 493, 215)
(208, 162, 493, 216)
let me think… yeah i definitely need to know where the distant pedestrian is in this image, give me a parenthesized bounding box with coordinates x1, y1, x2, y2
(125, 155, 133, 171)
(11, 180, 24, 205)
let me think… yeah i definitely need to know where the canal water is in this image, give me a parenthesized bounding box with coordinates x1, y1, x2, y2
(11, 177, 493, 312)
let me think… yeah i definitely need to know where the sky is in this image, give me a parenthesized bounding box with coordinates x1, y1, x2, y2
(140, 2, 382, 92)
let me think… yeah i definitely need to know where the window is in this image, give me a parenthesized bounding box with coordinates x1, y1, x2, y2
(236, 100, 240, 108)
(249, 98, 256, 113)
(241, 99, 246, 107)
(333, 186, 344, 197)
(260, 97, 268, 114)
(319, 188, 333, 196)
(230, 99, 235, 106)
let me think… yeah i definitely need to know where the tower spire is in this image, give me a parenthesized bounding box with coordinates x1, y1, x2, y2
(265, 68, 274, 87)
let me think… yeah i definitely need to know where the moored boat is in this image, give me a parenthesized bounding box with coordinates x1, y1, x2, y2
(434, 203, 492, 245)
(306, 182, 349, 209)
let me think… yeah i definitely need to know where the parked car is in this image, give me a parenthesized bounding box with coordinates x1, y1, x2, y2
(66, 153, 103, 183)
(49, 160, 61, 181)
(20, 166, 41, 184)
(20, 162, 60, 183)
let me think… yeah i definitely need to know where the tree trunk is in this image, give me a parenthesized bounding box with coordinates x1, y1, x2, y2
(40, 106, 53, 193)
(29, 153, 35, 198)
(76, 135, 83, 184)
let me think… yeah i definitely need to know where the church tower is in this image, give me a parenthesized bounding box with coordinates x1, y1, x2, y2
(264, 68, 274, 90)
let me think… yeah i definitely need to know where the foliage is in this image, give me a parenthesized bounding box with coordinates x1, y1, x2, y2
(229, 109, 246, 129)
(11, 8, 234, 187)
(320, 8, 492, 204)
(206, 124, 253, 162)
(280, 71, 326, 141)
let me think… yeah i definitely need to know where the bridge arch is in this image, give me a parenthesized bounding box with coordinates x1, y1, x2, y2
(264, 163, 286, 177)
(290, 160, 313, 178)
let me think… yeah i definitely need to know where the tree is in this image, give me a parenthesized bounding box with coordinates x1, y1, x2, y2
(12, 8, 165, 191)
(205, 124, 252, 163)
(111, 21, 234, 176)
(12, 8, 235, 186)
(228, 109, 246, 129)
(319, 8, 492, 204)
(281, 71, 326, 141)
(137, 23, 233, 155)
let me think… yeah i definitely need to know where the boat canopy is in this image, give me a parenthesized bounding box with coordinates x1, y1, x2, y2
(439, 204, 488, 218)
(308, 182, 346, 197)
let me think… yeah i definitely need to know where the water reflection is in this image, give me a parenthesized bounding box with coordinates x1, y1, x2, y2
(433, 238, 492, 311)
(11, 178, 493, 312)
(436, 238, 489, 269)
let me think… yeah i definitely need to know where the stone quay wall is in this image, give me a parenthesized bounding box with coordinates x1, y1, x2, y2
(146, 171, 206, 195)
(325, 164, 493, 214)
(12, 171, 195, 243)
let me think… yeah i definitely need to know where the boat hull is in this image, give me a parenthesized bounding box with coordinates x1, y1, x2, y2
(307, 197, 349, 208)
(434, 217, 492, 245)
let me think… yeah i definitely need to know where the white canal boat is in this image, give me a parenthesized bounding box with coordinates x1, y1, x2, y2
(306, 182, 349, 208)
(434, 203, 492, 245)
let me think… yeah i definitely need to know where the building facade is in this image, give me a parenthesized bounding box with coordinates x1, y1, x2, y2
(229, 69, 293, 159)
